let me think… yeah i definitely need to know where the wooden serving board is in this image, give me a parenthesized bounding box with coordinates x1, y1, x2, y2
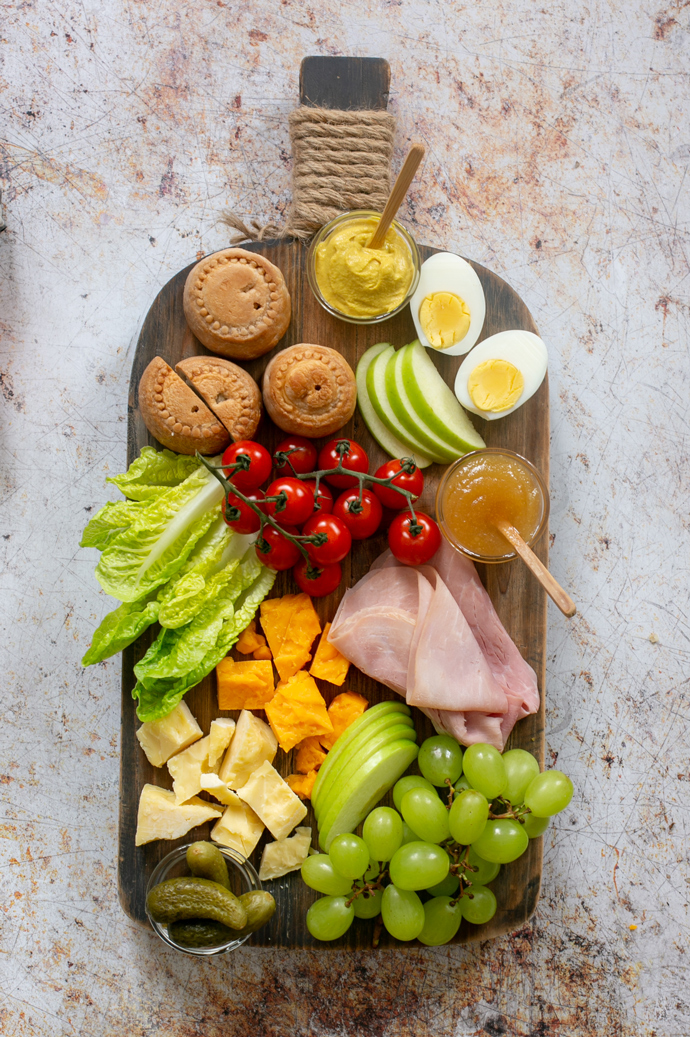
(118, 57, 548, 948)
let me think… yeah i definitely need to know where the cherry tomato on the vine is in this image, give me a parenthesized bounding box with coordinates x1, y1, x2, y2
(256, 524, 302, 571)
(333, 488, 383, 540)
(222, 440, 272, 491)
(273, 436, 318, 476)
(264, 477, 315, 526)
(293, 558, 342, 597)
(373, 459, 425, 510)
(302, 513, 352, 565)
(304, 480, 334, 515)
(318, 438, 369, 489)
(223, 489, 264, 535)
(388, 511, 441, 566)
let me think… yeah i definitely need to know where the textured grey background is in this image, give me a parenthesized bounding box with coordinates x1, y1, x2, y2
(1, 2, 689, 1035)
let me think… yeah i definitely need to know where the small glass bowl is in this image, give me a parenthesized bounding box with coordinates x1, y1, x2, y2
(435, 447, 549, 564)
(306, 208, 421, 324)
(145, 844, 262, 957)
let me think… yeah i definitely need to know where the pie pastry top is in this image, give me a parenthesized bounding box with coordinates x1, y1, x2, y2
(176, 356, 261, 442)
(262, 344, 357, 438)
(138, 357, 230, 455)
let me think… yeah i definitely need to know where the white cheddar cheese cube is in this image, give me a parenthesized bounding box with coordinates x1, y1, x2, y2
(199, 773, 236, 806)
(218, 709, 277, 790)
(208, 718, 236, 769)
(167, 734, 219, 804)
(135, 702, 202, 768)
(211, 792, 265, 857)
(259, 827, 312, 881)
(236, 760, 307, 841)
(135, 784, 221, 846)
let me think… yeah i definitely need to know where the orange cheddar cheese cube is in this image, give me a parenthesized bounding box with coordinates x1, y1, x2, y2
(260, 593, 321, 681)
(236, 620, 267, 655)
(296, 736, 327, 774)
(253, 645, 273, 661)
(287, 771, 318, 800)
(216, 658, 275, 710)
(320, 691, 369, 751)
(265, 671, 334, 753)
(309, 622, 350, 686)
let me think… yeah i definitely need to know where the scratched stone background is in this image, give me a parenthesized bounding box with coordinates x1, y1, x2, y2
(1, 1, 689, 1034)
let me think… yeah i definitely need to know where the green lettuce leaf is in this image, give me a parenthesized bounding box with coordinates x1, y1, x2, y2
(107, 447, 201, 500)
(80, 499, 154, 550)
(81, 592, 160, 666)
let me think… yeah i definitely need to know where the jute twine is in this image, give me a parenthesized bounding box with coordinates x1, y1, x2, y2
(221, 106, 396, 243)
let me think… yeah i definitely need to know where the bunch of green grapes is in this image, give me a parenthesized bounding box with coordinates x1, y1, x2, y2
(302, 735, 573, 945)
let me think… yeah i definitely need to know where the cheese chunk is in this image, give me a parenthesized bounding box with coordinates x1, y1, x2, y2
(309, 623, 350, 686)
(135, 784, 221, 846)
(259, 826, 312, 881)
(199, 772, 236, 806)
(265, 670, 334, 753)
(236, 619, 267, 655)
(320, 692, 369, 751)
(167, 734, 218, 804)
(211, 791, 265, 857)
(260, 593, 321, 681)
(237, 760, 307, 840)
(135, 702, 203, 768)
(208, 718, 236, 769)
(216, 657, 275, 710)
(286, 771, 318, 800)
(295, 736, 327, 774)
(218, 709, 278, 790)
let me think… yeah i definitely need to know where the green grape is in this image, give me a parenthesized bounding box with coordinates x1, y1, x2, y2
(418, 895, 463, 946)
(352, 888, 384, 919)
(306, 896, 355, 941)
(471, 818, 529, 864)
(418, 735, 463, 786)
(301, 854, 353, 896)
(522, 813, 550, 838)
(401, 822, 421, 845)
(393, 774, 435, 811)
(389, 841, 449, 890)
(462, 743, 507, 799)
(360, 861, 382, 883)
(448, 789, 489, 845)
(454, 775, 472, 793)
(381, 884, 425, 941)
(400, 788, 450, 844)
(362, 807, 403, 862)
(460, 885, 497, 925)
(502, 749, 540, 805)
(329, 834, 370, 879)
(427, 871, 460, 897)
(462, 847, 500, 885)
(524, 770, 574, 817)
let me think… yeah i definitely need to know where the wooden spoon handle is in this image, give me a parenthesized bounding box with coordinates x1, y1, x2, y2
(495, 520, 576, 618)
(368, 143, 425, 249)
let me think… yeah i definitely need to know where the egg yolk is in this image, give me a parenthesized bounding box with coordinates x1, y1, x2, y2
(468, 360, 525, 412)
(419, 292, 470, 350)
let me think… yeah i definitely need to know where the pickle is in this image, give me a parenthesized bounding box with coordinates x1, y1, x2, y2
(147, 877, 247, 930)
(186, 841, 231, 890)
(168, 918, 235, 948)
(233, 890, 277, 937)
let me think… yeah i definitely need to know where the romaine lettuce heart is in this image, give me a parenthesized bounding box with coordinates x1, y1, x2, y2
(106, 447, 201, 500)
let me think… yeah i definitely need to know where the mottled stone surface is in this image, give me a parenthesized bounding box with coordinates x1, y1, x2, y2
(1, 2, 688, 1035)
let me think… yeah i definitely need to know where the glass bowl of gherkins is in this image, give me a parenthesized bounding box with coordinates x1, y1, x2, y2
(145, 841, 275, 956)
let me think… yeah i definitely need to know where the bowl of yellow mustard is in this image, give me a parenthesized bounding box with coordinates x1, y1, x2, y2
(307, 210, 420, 324)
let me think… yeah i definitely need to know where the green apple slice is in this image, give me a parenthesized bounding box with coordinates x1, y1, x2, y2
(356, 344, 433, 469)
(314, 721, 416, 824)
(366, 347, 451, 465)
(318, 740, 420, 851)
(385, 347, 462, 461)
(402, 341, 485, 453)
(312, 700, 411, 812)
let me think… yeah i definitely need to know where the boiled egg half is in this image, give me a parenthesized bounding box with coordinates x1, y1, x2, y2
(410, 252, 486, 356)
(454, 330, 548, 419)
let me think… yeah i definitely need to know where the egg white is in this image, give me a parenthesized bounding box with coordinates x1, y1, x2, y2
(454, 330, 548, 419)
(410, 252, 486, 356)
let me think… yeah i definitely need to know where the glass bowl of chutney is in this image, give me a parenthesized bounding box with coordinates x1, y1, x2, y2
(435, 447, 549, 564)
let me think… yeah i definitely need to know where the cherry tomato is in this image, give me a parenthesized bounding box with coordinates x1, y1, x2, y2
(318, 438, 369, 489)
(302, 514, 352, 565)
(273, 436, 318, 476)
(304, 480, 334, 515)
(333, 488, 383, 540)
(388, 511, 441, 566)
(293, 558, 342, 597)
(256, 524, 302, 571)
(223, 489, 264, 535)
(264, 477, 315, 526)
(222, 441, 272, 491)
(373, 459, 425, 510)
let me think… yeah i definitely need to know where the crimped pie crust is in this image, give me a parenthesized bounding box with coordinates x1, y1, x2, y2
(176, 356, 262, 442)
(262, 343, 357, 437)
(138, 357, 230, 455)
(183, 248, 291, 360)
